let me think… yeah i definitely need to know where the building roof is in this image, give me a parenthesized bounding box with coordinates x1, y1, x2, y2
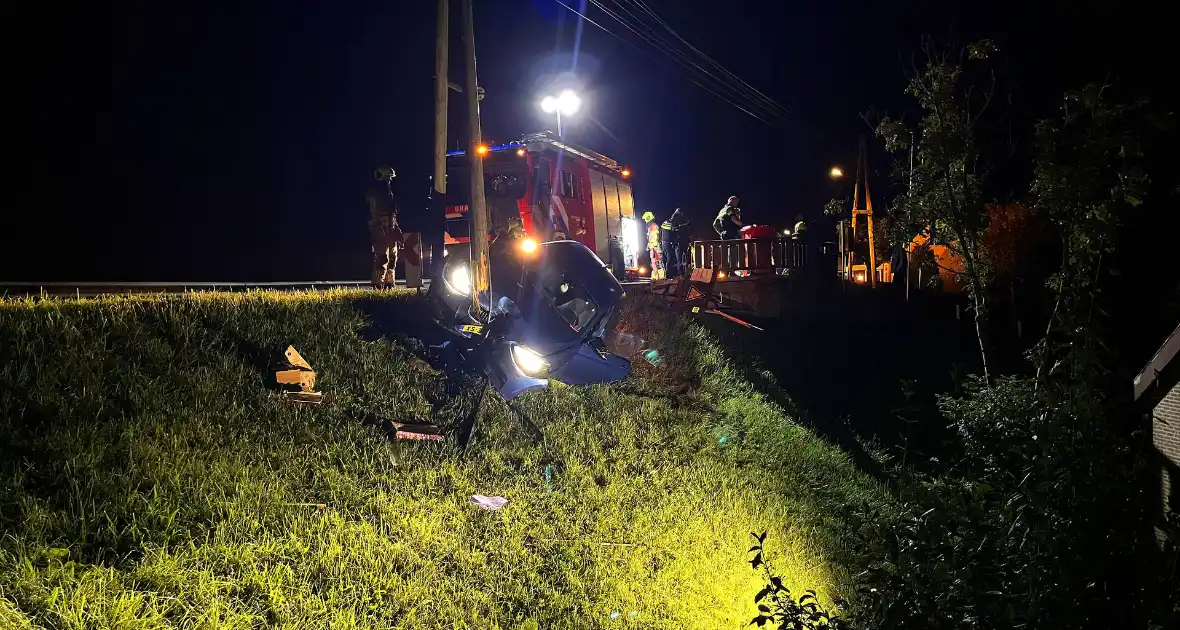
(1134, 322, 1180, 401)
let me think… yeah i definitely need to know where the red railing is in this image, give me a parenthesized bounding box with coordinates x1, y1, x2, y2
(690, 238, 806, 272)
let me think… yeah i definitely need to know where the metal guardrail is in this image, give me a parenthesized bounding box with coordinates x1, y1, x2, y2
(690, 237, 807, 272)
(0, 280, 411, 298)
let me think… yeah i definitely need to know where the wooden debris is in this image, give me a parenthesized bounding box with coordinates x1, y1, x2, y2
(392, 421, 444, 441)
(282, 390, 324, 405)
(284, 345, 313, 371)
(275, 369, 316, 390)
(277, 345, 322, 403)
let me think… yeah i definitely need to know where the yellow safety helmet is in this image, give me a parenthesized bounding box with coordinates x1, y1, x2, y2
(642, 211, 655, 222)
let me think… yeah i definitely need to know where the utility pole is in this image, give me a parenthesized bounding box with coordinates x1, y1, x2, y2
(430, 0, 450, 279)
(851, 136, 877, 288)
(432, 0, 449, 198)
(461, 0, 490, 316)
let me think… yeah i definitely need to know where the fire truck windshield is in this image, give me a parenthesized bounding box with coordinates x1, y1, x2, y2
(444, 215, 470, 240)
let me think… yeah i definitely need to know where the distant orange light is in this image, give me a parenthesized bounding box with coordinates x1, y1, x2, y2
(476, 144, 489, 156)
(856, 272, 865, 282)
(830, 166, 844, 178)
(519, 238, 538, 254)
(718, 271, 728, 280)
(638, 266, 647, 275)
(516, 148, 526, 157)
(621, 169, 631, 178)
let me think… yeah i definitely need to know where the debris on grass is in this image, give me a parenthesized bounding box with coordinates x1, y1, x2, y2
(282, 390, 324, 404)
(470, 494, 508, 511)
(393, 420, 444, 441)
(611, 331, 647, 357)
(642, 349, 664, 367)
(276, 345, 322, 404)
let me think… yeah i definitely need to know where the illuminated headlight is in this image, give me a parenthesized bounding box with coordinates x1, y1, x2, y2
(448, 264, 471, 295)
(510, 344, 549, 377)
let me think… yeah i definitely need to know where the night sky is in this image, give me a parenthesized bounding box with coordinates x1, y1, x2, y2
(7, 0, 1175, 305)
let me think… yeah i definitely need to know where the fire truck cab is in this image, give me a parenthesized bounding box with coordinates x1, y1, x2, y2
(443, 132, 643, 280)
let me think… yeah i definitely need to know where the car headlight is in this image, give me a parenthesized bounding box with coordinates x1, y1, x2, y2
(511, 344, 549, 377)
(448, 264, 471, 295)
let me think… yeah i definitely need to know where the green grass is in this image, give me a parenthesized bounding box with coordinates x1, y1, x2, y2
(0, 290, 889, 628)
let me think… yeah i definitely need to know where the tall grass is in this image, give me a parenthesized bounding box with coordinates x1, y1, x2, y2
(1, 290, 888, 628)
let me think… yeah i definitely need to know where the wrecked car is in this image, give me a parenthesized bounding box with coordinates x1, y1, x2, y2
(427, 239, 632, 399)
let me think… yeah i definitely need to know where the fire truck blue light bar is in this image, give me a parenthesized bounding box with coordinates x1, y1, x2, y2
(446, 142, 526, 157)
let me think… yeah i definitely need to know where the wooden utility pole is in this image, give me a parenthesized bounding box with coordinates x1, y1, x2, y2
(432, 0, 449, 197)
(461, 0, 490, 314)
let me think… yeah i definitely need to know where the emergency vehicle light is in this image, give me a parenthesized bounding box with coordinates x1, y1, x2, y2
(446, 142, 527, 157)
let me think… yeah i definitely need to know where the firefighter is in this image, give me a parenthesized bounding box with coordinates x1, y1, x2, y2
(713, 196, 743, 239)
(643, 211, 662, 276)
(793, 213, 808, 240)
(367, 166, 404, 289)
(661, 208, 689, 277)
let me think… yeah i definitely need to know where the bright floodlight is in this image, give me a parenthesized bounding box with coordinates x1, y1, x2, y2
(556, 90, 580, 115)
(830, 166, 844, 178)
(542, 90, 580, 116)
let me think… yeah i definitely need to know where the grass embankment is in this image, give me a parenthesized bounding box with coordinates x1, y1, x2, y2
(1, 290, 888, 628)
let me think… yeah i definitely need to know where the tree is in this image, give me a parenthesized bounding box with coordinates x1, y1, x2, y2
(1028, 84, 1151, 388)
(876, 39, 1000, 379)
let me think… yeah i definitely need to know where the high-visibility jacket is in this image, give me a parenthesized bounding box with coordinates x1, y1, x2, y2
(714, 205, 741, 235)
(661, 216, 688, 245)
(647, 223, 660, 249)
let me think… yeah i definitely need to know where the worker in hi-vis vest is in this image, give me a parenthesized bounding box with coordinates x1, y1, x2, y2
(643, 211, 662, 276)
(661, 208, 689, 278)
(713, 196, 743, 239)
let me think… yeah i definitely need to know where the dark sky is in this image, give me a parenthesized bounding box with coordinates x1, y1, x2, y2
(5, 0, 1174, 284)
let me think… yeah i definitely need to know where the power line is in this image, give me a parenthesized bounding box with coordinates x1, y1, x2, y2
(624, 0, 797, 122)
(552, 0, 786, 129)
(588, 0, 791, 126)
(593, 0, 794, 126)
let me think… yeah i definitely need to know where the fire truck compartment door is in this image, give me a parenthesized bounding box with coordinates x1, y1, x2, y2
(602, 176, 621, 256)
(588, 170, 611, 260)
(616, 179, 634, 218)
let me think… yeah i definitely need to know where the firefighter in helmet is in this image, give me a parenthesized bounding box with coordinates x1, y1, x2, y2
(367, 166, 404, 289)
(643, 211, 662, 276)
(793, 213, 808, 240)
(713, 195, 743, 239)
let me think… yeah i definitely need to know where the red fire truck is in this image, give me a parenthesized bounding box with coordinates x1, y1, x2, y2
(443, 131, 644, 279)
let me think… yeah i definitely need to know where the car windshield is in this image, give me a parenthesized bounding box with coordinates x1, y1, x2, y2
(539, 272, 600, 333)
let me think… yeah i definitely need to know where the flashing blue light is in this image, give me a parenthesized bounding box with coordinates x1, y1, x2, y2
(446, 142, 525, 157)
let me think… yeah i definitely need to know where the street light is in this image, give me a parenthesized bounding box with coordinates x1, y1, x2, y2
(540, 89, 581, 137)
(830, 166, 844, 179)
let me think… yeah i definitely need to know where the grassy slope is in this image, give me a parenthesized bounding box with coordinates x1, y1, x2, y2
(0, 290, 888, 629)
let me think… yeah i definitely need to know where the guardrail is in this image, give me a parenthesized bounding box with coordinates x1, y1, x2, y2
(0, 280, 388, 298)
(690, 237, 806, 272)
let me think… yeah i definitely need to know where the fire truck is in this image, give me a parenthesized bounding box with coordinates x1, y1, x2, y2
(443, 131, 644, 279)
